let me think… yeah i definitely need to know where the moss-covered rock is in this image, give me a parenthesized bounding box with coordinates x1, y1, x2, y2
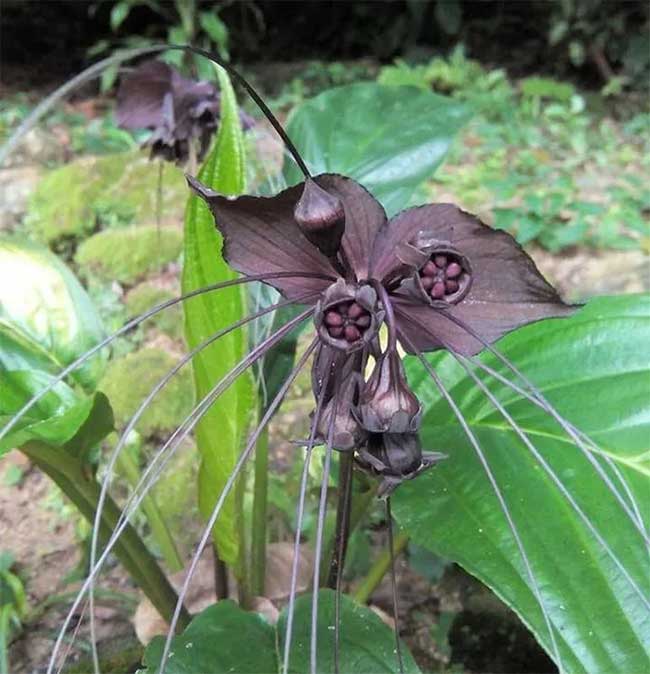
(25, 152, 188, 245)
(125, 282, 184, 341)
(98, 348, 194, 437)
(75, 225, 183, 285)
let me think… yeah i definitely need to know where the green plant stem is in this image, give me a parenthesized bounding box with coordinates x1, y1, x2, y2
(0, 606, 10, 674)
(353, 532, 410, 605)
(250, 424, 269, 596)
(22, 442, 190, 630)
(116, 450, 183, 572)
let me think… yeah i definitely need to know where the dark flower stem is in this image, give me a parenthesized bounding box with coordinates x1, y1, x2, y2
(372, 280, 398, 351)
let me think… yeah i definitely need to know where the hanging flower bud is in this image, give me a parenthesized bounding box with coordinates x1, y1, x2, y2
(294, 179, 345, 257)
(356, 350, 421, 433)
(316, 374, 367, 451)
(355, 432, 446, 497)
(314, 280, 384, 353)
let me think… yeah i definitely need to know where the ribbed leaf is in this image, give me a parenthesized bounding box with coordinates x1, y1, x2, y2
(394, 295, 650, 673)
(181, 67, 254, 572)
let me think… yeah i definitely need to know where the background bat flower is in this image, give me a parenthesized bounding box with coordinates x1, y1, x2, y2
(116, 59, 253, 164)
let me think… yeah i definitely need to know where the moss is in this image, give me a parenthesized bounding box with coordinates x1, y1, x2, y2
(75, 225, 183, 285)
(125, 282, 184, 341)
(25, 152, 187, 245)
(98, 348, 193, 437)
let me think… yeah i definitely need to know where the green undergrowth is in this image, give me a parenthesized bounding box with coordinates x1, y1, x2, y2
(24, 152, 187, 246)
(379, 48, 650, 253)
(75, 225, 183, 285)
(98, 347, 193, 437)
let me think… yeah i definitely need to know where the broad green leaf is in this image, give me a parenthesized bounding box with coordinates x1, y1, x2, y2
(142, 601, 277, 674)
(0, 370, 113, 458)
(283, 83, 470, 215)
(141, 591, 421, 673)
(0, 238, 106, 389)
(278, 589, 421, 674)
(181, 68, 254, 572)
(394, 295, 650, 673)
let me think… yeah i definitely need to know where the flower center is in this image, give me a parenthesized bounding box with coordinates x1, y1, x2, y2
(323, 301, 372, 343)
(418, 252, 470, 301)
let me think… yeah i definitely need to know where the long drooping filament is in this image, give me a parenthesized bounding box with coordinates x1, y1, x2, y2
(47, 308, 314, 674)
(87, 292, 318, 673)
(0, 272, 332, 447)
(398, 332, 564, 671)
(157, 337, 320, 674)
(385, 497, 405, 674)
(282, 369, 332, 674)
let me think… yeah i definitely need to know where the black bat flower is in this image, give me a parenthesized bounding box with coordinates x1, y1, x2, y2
(187, 171, 575, 492)
(116, 59, 253, 163)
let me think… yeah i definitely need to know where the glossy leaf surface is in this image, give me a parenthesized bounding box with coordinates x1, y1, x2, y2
(181, 67, 254, 571)
(142, 590, 421, 673)
(394, 294, 650, 673)
(0, 238, 106, 389)
(284, 82, 470, 215)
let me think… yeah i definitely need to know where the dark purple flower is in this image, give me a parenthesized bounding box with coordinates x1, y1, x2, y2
(187, 170, 575, 491)
(116, 59, 254, 164)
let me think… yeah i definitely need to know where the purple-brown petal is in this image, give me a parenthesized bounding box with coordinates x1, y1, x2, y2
(187, 176, 338, 300)
(385, 205, 577, 356)
(315, 175, 387, 282)
(116, 60, 174, 131)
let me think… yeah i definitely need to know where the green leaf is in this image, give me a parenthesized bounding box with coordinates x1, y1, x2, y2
(283, 83, 470, 215)
(181, 68, 254, 572)
(278, 589, 421, 674)
(199, 11, 229, 57)
(0, 370, 113, 457)
(141, 591, 421, 673)
(394, 295, 650, 673)
(0, 238, 106, 389)
(110, 1, 131, 31)
(142, 601, 277, 674)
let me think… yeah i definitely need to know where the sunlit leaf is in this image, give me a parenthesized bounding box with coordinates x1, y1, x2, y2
(284, 82, 470, 215)
(394, 294, 650, 673)
(0, 238, 106, 389)
(181, 68, 254, 572)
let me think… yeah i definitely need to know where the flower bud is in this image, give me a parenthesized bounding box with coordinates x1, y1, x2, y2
(316, 374, 367, 451)
(356, 351, 421, 433)
(294, 179, 345, 257)
(355, 432, 446, 497)
(314, 280, 384, 354)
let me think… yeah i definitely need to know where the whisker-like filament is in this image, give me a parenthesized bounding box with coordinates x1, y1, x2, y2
(282, 369, 332, 674)
(48, 307, 314, 674)
(0, 272, 332, 446)
(400, 332, 564, 672)
(310, 394, 338, 674)
(158, 337, 320, 674)
(460, 356, 649, 542)
(436, 309, 650, 549)
(385, 497, 405, 674)
(448, 349, 650, 610)
(87, 293, 317, 672)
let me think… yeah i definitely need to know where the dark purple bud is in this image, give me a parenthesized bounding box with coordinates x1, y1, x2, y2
(355, 432, 446, 497)
(314, 280, 384, 353)
(294, 179, 346, 258)
(356, 350, 421, 433)
(316, 374, 367, 451)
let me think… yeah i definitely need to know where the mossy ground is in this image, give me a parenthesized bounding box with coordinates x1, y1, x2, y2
(98, 347, 194, 438)
(75, 225, 183, 285)
(125, 282, 185, 341)
(25, 152, 188, 246)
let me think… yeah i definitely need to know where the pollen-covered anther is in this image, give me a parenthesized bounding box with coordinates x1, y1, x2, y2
(418, 250, 471, 303)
